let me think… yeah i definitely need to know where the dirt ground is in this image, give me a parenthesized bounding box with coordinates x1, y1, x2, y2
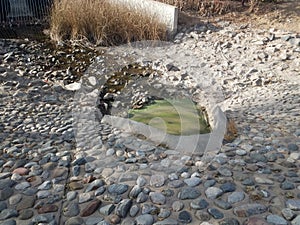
(179, 0, 300, 33)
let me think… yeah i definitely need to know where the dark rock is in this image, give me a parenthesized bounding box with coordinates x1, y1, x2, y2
(287, 144, 299, 152)
(108, 184, 128, 195)
(99, 204, 115, 216)
(208, 208, 224, 219)
(178, 187, 201, 200)
(281, 181, 295, 190)
(178, 211, 192, 223)
(115, 199, 132, 218)
(0, 179, 16, 189)
(220, 182, 236, 192)
(0, 188, 13, 201)
(19, 209, 34, 220)
(16, 196, 35, 210)
(1, 219, 16, 225)
(0, 209, 18, 220)
(214, 199, 232, 210)
(190, 198, 209, 210)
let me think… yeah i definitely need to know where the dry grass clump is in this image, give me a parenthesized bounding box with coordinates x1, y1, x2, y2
(50, 0, 167, 45)
(223, 118, 238, 143)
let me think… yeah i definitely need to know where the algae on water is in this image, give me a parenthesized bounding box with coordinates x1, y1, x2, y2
(128, 99, 211, 135)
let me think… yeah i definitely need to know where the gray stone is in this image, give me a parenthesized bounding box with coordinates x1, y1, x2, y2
(158, 208, 171, 219)
(86, 217, 104, 225)
(178, 211, 192, 223)
(63, 202, 80, 217)
(0, 219, 16, 225)
(292, 215, 300, 225)
(65, 217, 85, 225)
(228, 192, 245, 204)
(208, 208, 224, 219)
(150, 174, 165, 187)
(9, 194, 22, 205)
(0, 179, 16, 189)
(220, 182, 236, 192)
(115, 199, 132, 218)
(135, 214, 154, 225)
(281, 208, 295, 221)
(190, 198, 209, 210)
(154, 218, 178, 225)
(217, 167, 232, 177)
(0, 201, 7, 211)
(286, 200, 300, 210)
(219, 218, 240, 225)
(108, 184, 128, 195)
(99, 204, 115, 216)
(184, 177, 201, 187)
(79, 193, 93, 203)
(266, 215, 288, 225)
(0, 209, 18, 220)
(178, 187, 201, 200)
(136, 176, 147, 187)
(18, 209, 34, 220)
(149, 192, 166, 205)
(205, 187, 223, 199)
(214, 199, 232, 210)
(233, 203, 267, 217)
(129, 205, 140, 217)
(172, 201, 184, 211)
(67, 191, 77, 201)
(137, 192, 148, 203)
(129, 185, 142, 198)
(0, 188, 13, 201)
(281, 181, 295, 190)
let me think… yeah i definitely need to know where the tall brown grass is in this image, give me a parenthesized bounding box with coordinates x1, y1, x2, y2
(50, 0, 167, 45)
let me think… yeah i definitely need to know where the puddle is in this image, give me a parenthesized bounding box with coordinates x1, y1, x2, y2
(128, 98, 211, 135)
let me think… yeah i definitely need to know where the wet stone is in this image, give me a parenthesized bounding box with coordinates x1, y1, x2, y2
(19, 209, 34, 220)
(135, 214, 154, 225)
(266, 215, 288, 225)
(178, 187, 201, 200)
(190, 198, 209, 210)
(178, 211, 192, 223)
(233, 204, 267, 217)
(205, 187, 223, 199)
(208, 208, 224, 219)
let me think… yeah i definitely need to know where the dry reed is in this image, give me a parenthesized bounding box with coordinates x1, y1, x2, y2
(50, 0, 167, 45)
